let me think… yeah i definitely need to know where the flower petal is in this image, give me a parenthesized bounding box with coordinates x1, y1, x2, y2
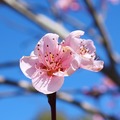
(34, 37, 44, 56)
(34, 33, 59, 56)
(80, 40, 96, 54)
(53, 71, 65, 77)
(66, 54, 80, 75)
(66, 64, 77, 76)
(63, 30, 84, 51)
(66, 30, 85, 42)
(20, 56, 38, 79)
(80, 58, 104, 72)
(60, 46, 74, 68)
(43, 33, 59, 54)
(32, 73, 64, 94)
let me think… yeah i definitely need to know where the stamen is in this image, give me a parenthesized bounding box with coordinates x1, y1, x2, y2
(60, 68, 63, 71)
(50, 62, 53, 64)
(91, 55, 93, 58)
(94, 55, 100, 60)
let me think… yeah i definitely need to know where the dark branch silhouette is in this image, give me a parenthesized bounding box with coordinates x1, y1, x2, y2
(0, 77, 118, 120)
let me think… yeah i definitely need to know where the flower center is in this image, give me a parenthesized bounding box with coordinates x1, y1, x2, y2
(36, 44, 73, 76)
(79, 44, 95, 59)
(39, 52, 64, 76)
(47, 70, 55, 76)
(79, 45, 89, 55)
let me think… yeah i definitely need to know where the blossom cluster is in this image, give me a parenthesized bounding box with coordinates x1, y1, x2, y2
(20, 30, 104, 94)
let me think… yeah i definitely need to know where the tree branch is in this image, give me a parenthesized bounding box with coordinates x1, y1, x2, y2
(0, 60, 18, 69)
(0, 77, 118, 120)
(84, 0, 120, 86)
(3, 0, 69, 39)
(84, 0, 114, 63)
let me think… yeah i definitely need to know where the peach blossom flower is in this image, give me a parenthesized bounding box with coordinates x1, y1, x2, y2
(62, 30, 104, 72)
(108, 0, 120, 4)
(56, 0, 80, 11)
(20, 33, 77, 94)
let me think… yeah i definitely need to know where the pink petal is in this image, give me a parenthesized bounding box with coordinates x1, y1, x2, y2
(108, 0, 120, 4)
(60, 46, 74, 68)
(34, 33, 59, 56)
(34, 33, 60, 67)
(66, 64, 78, 75)
(53, 71, 65, 77)
(80, 40, 96, 55)
(30, 51, 36, 56)
(20, 56, 38, 79)
(56, 0, 70, 10)
(63, 30, 84, 51)
(43, 33, 59, 54)
(92, 61, 104, 72)
(32, 73, 64, 94)
(70, 1, 80, 11)
(80, 58, 104, 72)
(67, 30, 85, 38)
(66, 54, 80, 75)
(56, 0, 80, 11)
(34, 37, 44, 56)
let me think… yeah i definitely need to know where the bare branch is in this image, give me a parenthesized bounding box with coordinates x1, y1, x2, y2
(84, 0, 114, 63)
(3, 0, 69, 39)
(57, 92, 117, 120)
(0, 77, 118, 120)
(0, 60, 18, 68)
(84, 0, 120, 86)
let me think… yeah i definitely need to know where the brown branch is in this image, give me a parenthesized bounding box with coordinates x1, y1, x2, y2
(84, 0, 114, 63)
(0, 60, 18, 69)
(84, 0, 120, 86)
(2, 0, 119, 85)
(0, 77, 118, 120)
(57, 92, 117, 120)
(2, 0, 69, 39)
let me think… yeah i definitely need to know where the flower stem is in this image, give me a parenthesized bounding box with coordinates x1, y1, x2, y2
(47, 92, 56, 120)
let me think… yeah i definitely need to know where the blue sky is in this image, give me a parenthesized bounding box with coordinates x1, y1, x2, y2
(0, 1, 120, 120)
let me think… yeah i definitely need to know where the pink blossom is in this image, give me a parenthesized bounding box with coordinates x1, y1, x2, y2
(108, 0, 120, 4)
(62, 30, 104, 72)
(102, 77, 116, 89)
(56, 0, 80, 11)
(20, 33, 77, 94)
(93, 114, 104, 120)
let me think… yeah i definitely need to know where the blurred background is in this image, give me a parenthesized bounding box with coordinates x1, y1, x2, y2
(0, 0, 120, 120)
